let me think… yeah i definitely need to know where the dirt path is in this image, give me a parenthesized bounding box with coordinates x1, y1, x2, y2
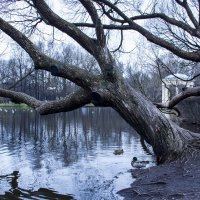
(118, 155, 200, 200)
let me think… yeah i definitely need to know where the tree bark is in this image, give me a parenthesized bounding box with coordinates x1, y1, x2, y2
(91, 77, 200, 163)
(0, 0, 200, 165)
(2, 74, 200, 163)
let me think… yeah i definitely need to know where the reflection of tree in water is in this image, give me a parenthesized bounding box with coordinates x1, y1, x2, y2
(0, 171, 74, 199)
(0, 108, 138, 168)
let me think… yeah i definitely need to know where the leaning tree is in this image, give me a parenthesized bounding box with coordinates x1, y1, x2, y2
(0, 0, 200, 164)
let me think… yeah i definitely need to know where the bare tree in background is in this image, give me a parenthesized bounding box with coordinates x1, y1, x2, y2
(1, 0, 200, 163)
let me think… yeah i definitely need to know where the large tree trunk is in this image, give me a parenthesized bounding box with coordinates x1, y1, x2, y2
(93, 78, 200, 164)
(1, 0, 200, 166)
(1, 69, 199, 164)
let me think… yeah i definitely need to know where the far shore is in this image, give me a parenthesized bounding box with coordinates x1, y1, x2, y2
(0, 103, 94, 109)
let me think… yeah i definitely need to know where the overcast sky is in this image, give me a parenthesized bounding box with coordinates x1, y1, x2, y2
(0, 0, 154, 69)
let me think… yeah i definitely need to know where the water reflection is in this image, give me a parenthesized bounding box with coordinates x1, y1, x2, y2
(0, 171, 73, 200)
(0, 108, 154, 199)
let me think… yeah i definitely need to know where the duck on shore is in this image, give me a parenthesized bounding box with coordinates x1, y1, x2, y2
(131, 157, 149, 168)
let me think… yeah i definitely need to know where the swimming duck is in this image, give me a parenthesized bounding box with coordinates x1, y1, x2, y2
(113, 149, 124, 155)
(131, 157, 149, 168)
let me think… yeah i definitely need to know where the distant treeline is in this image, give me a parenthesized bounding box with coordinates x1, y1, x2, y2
(1, 42, 200, 104)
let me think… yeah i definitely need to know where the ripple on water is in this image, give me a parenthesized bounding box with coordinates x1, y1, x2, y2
(0, 108, 156, 200)
(0, 144, 9, 155)
(0, 145, 16, 176)
(0, 144, 18, 159)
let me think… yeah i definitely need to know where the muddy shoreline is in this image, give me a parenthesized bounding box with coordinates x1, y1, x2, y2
(118, 156, 200, 200)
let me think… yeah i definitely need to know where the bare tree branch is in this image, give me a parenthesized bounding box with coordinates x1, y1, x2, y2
(0, 17, 97, 88)
(31, 0, 98, 56)
(0, 87, 93, 115)
(94, 0, 200, 61)
(0, 88, 42, 108)
(155, 86, 200, 109)
(37, 88, 92, 115)
(31, 0, 119, 81)
(79, 0, 106, 46)
(96, 4, 198, 38)
(111, 29, 124, 52)
(199, 0, 200, 25)
(8, 68, 34, 90)
(175, 0, 199, 28)
(73, 23, 132, 30)
(1, 0, 200, 166)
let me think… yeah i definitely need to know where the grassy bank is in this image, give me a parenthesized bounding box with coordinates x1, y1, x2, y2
(0, 103, 29, 109)
(0, 103, 94, 109)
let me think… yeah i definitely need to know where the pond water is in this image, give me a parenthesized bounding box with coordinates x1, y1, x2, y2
(0, 108, 155, 200)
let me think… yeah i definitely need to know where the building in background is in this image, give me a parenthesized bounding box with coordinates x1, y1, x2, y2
(162, 74, 194, 103)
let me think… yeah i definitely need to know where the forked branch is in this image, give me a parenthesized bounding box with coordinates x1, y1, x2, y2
(0, 17, 97, 89)
(94, 0, 200, 61)
(80, 0, 106, 46)
(175, 0, 199, 28)
(31, 0, 98, 56)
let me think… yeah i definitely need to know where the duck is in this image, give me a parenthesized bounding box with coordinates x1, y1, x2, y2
(131, 157, 149, 168)
(113, 149, 124, 155)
